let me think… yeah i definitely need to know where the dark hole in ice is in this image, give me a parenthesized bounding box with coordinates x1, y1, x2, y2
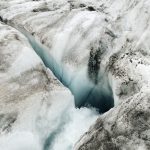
(0, 16, 3, 22)
(75, 86, 114, 113)
(87, 6, 96, 11)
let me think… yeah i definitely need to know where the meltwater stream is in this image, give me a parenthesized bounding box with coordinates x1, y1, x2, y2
(12, 26, 114, 150)
(20, 27, 114, 113)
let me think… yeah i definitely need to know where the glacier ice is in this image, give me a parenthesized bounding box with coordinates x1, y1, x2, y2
(1, 0, 150, 149)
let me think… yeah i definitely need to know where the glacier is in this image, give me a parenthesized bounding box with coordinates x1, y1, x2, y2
(0, 0, 150, 150)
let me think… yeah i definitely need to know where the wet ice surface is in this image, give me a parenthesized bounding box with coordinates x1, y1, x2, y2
(49, 107, 98, 150)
